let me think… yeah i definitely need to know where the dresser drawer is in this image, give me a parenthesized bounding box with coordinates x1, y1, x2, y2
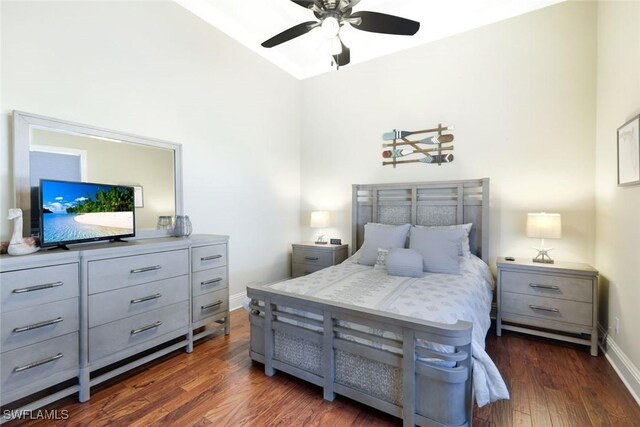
(88, 249, 188, 294)
(192, 244, 227, 272)
(1, 263, 79, 312)
(293, 248, 332, 266)
(192, 289, 228, 323)
(192, 266, 228, 297)
(1, 332, 78, 401)
(88, 276, 189, 328)
(1, 298, 78, 353)
(89, 301, 189, 362)
(292, 263, 326, 278)
(501, 292, 592, 327)
(501, 270, 593, 303)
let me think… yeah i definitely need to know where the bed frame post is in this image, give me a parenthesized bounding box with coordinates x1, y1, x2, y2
(323, 311, 336, 401)
(402, 328, 416, 427)
(264, 297, 275, 376)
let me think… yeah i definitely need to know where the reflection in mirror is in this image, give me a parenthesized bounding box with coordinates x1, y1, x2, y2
(13, 111, 183, 239)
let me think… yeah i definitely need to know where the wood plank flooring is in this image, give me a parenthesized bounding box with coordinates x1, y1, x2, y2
(7, 309, 640, 426)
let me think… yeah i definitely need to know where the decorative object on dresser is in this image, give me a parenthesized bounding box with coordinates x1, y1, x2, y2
(6, 208, 39, 255)
(617, 113, 640, 186)
(0, 234, 229, 421)
(309, 211, 330, 245)
(382, 124, 454, 167)
(173, 215, 193, 237)
(291, 242, 348, 278)
(248, 179, 494, 427)
(526, 212, 561, 264)
(496, 257, 599, 356)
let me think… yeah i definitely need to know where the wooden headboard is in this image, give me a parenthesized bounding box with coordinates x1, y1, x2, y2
(352, 178, 490, 263)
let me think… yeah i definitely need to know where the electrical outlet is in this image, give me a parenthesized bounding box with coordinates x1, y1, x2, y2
(614, 316, 620, 334)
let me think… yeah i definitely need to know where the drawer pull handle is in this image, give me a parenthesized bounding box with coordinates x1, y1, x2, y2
(201, 301, 223, 311)
(12, 281, 63, 294)
(529, 304, 559, 313)
(201, 255, 222, 261)
(14, 353, 63, 372)
(131, 321, 163, 335)
(201, 278, 223, 286)
(304, 256, 319, 261)
(529, 283, 560, 290)
(130, 293, 162, 304)
(130, 265, 162, 274)
(13, 317, 64, 333)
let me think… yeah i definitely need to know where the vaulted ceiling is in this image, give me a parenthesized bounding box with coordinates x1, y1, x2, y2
(175, 0, 564, 79)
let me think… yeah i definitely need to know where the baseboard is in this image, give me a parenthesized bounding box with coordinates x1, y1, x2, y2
(598, 324, 640, 405)
(229, 290, 247, 311)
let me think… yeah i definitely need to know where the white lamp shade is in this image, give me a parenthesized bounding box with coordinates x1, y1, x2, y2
(310, 211, 330, 228)
(526, 213, 562, 239)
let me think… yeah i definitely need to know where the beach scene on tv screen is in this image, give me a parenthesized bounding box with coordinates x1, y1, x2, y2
(41, 181, 134, 243)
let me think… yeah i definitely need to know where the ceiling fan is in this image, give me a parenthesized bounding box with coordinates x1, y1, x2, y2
(261, 0, 420, 68)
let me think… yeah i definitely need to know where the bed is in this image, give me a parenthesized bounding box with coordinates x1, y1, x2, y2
(246, 178, 508, 427)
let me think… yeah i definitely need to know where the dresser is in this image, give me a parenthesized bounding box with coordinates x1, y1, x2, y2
(0, 234, 229, 415)
(496, 257, 599, 356)
(291, 242, 349, 278)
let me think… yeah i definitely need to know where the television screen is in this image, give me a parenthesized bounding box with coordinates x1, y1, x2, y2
(40, 179, 135, 248)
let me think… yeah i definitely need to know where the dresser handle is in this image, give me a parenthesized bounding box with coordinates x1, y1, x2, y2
(131, 321, 162, 335)
(201, 255, 222, 261)
(201, 278, 223, 286)
(201, 301, 223, 311)
(12, 281, 63, 294)
(529, 283, 560, 290)
(13, 317, 64, 333)
(130, 293, 162, 304)
(304, 256, 319, 261)
(529, 304, 559, 313)
(14, 353, 63, 372)
(130, 265, 162, 274)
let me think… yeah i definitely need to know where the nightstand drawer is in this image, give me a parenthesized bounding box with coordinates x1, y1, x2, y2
(501, 292, 592, 327)
(293, 248, 332, 266)
(501, 270, 592, 303)
(292, 263, 326, 277)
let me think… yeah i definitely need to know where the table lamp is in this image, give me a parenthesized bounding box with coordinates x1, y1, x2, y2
(310, 211, 330, 245)
(526, 212, 562, 264)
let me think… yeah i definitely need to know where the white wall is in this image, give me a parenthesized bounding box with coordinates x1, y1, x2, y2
(300, 1, 597, 265)
(595, 0, 640, 400)
(0, 1, 302, 295)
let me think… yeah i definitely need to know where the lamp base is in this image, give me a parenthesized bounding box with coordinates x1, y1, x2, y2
(315, 234, 327, 245)
(314, 241, 328, 245)
(532, 257, 554, 264)
(532, 247, 554, 264)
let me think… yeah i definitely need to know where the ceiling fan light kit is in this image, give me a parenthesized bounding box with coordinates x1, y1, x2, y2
(261, 0, 420, 68)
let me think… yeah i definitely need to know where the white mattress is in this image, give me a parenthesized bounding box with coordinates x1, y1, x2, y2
(258, 254, 509, 407)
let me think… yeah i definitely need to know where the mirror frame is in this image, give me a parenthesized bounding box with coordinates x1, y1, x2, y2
(12, 110, 183, 239)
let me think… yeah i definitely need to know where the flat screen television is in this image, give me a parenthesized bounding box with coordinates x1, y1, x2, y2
(40, 179, 135, 249)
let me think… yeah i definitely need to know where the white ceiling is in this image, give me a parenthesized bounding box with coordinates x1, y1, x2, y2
(174, 0, 564, 80)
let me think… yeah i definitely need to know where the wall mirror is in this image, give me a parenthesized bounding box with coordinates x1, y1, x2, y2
(13, 111, 183, 238)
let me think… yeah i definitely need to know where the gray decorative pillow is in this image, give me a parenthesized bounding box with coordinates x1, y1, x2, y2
(409, 226, 460, 274)
(373, 248, 389, 271)
(386, 248, 424, 278)
(357, 223, 411, 266)
(414, 223, 472, 257)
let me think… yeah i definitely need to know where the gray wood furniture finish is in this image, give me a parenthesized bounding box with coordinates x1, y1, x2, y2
(0, 252, 80, 413)
(496, 257, 599, 356)
(248, 178, 490, 427)
(291, 243, 349, 278)
(0, 234, 229, 418)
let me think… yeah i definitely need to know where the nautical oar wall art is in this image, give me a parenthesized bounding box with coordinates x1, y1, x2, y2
(381, 123, 455, 168)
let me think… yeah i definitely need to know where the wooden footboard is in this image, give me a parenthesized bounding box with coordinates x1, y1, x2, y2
(247, 284, 474, 427)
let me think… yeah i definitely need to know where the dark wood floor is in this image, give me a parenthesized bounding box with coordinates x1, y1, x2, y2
(9, 309, 640, 426)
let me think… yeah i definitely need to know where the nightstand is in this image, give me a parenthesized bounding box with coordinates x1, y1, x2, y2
(291, 242, 349, 278)
(496, 257, 599, 356)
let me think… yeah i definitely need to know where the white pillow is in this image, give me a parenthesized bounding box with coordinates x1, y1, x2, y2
(409, 226, 461, 274)
(414, 223, 472, 257)
(357, 223, 411, 266)
(386, 248, 424, 278)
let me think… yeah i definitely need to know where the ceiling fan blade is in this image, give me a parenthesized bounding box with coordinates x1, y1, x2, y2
(350, 11, 420, 36)
(333, 40, 350, 67)
(261, 21, 318, 48)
